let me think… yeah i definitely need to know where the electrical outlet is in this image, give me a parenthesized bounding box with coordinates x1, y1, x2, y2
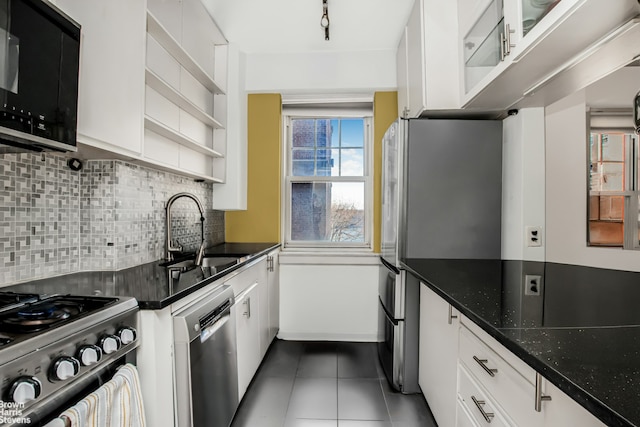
(524, 275, 543, 296)
(526, 226, 542, 247)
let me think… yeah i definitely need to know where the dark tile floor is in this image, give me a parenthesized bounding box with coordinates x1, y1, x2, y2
(231, 340, 437, 427)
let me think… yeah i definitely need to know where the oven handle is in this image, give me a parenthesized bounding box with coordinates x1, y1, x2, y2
(200, 308, 231, 343)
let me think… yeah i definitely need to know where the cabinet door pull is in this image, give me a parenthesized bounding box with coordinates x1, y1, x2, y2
(535, 373, 552, 412)
(243, 297, 251, 318)
(505, 23, 515, 56)
(473, 356, 497, 377)
(471, 395, 494, 423)
(448, 305, 458, 324)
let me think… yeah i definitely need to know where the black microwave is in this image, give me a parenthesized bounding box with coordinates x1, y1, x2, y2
(0, 0, 80, 153)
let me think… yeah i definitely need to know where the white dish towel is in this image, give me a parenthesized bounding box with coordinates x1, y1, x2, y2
(45, 363, 146, 427)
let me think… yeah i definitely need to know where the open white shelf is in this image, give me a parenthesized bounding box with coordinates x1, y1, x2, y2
(147, 11, 225, 95)
(145, 68, 224, 129)
(144, 116, 223, 158)
(135, 156, 224, 183)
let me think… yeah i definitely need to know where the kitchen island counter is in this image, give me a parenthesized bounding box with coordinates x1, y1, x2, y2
(5, 242, 280, 309)
(403, 258, 640, 427)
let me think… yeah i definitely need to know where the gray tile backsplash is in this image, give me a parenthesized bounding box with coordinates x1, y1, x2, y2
(0, 152, 224, 286)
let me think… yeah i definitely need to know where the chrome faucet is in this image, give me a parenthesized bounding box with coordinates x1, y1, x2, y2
(165, 192, 206, 265)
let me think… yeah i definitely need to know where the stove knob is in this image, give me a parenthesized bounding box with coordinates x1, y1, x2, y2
(117, 327, 137, 345)
(8, 376, 41, 404)
(100, 335, 121, 354)
(77, 345, 103, 366)
(51, 356, 80, 381)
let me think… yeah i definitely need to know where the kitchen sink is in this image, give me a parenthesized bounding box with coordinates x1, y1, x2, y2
(201, 256, 241, 269)
(161, 255, 245, 281)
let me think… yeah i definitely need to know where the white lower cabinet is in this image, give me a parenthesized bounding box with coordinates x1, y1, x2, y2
(225, 254, 279, 402)
(420, 286, 605, 427)
(419, 284, 459, 427)
(267, 249, 280, 342)
(257, 257, 270, 359)
(457, 364, 511, 427)
(235, 281, 261, 400)
(543, 381, 606, 427)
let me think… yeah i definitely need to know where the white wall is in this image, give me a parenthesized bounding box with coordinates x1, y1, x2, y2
(245, 50, 397, 94)
(502, 108, 546, 261)
(278, 255, 380, 341)
(545, 90, 640, 271)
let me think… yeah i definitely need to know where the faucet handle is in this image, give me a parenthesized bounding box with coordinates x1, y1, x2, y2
(169, 239, 183, 252)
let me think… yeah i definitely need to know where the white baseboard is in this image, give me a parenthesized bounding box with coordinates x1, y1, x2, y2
(277, 331, 378, 342)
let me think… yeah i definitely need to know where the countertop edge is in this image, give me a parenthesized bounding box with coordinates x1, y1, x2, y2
(146, 243, 281, 310)
(401, 260, 634, 427)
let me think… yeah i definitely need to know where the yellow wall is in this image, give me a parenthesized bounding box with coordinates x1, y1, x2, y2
(225, 91, 397, 249)
(225, 94, 282, 242)
(373, 92, 398, 253)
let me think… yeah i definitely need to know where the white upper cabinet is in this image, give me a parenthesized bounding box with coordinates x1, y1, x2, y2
(399, 0, 461, 117)
(52, 0, 228, 183)
(54, 0, 146, 156)
(459, 0, 640, 111)
(396, 27, 409, 119)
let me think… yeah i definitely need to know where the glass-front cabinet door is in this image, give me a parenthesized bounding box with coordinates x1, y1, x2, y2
(460, 0, 567, 99)
(520, 0, 562, 37)
(462, 0, 504, 94)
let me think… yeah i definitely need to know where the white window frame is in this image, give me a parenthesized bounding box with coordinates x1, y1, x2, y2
(587, 119, 640, 249)
(281, 107, 374, 251)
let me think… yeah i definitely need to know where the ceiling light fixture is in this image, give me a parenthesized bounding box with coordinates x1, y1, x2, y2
(320, 0, 330, 41)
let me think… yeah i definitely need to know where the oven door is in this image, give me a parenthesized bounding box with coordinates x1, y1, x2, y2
(377, 297, 404, 392)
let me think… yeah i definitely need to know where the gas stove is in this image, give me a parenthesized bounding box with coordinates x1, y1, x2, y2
(0, 291, 139, 426)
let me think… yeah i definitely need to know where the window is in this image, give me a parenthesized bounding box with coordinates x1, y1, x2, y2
(588, 131, 639, 248)
(284, 113, 372, 249)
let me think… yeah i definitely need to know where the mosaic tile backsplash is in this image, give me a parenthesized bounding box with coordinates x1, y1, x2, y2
(0, 152, 224, 286)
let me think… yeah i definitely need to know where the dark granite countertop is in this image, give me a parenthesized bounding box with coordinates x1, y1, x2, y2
(402, 258, 640, 427)
(6, 243, 280, 309)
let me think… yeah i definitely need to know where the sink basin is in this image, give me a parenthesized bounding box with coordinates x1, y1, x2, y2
(163, 260, 196, 269)
(201, 257, 241, 269)
(161, 255, 244, 283)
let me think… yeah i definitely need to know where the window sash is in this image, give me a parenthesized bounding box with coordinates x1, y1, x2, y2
(283, 115, 373, 249)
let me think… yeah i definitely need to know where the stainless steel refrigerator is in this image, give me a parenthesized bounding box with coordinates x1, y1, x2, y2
(378, 118, 503, 393)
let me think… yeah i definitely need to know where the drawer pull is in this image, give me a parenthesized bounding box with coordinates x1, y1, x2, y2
(448, 305, 458, 324)
(471, 395, 494, 423)
(535, 373, 552, 412)
(473, 356, 498, 377)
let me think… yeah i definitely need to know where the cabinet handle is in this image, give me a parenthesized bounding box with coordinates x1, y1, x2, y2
(471, 395, 494, 423)
(535, 373, 552, 412)
(243, 297, 251, 318)
(473, 356, 498, 377)
(500, 31, 506, 61)
(505, 23, 515, 56)
(447, 305, 458, 324)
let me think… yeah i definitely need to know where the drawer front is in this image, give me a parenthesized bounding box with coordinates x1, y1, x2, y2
(456, 398, 480, 427)
(459, 326, 544, 427)
(458, 365, 511, 427)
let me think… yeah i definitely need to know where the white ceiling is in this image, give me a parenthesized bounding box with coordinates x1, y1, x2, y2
(202, 0, 415, 54)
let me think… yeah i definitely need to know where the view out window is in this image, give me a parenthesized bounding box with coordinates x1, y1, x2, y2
(588, 131, 639, 248)
(284, 115, 372, 248)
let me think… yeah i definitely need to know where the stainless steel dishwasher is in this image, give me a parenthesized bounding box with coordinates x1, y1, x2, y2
(173, 285, 239, 427)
